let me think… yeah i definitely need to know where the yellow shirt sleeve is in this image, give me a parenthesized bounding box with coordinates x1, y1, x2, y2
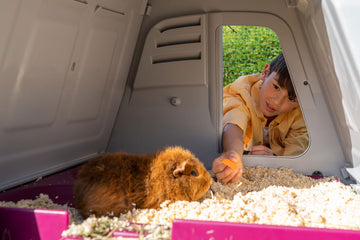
(222, 76, 253, 142)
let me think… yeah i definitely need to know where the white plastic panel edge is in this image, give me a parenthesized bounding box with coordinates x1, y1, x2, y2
(208, 12, 344, 178)
(322, 0, 360, 183)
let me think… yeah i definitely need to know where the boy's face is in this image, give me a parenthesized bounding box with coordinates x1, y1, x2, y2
(259, 64, 299, 118)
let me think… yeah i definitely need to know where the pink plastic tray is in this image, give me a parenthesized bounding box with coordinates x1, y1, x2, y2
(2, 207, 360, 240)
(1, 166, 359, 240)
(171, 219, 360, 240)
(0, 207, 69, 240)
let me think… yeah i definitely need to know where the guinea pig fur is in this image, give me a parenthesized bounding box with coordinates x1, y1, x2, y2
(74, 146, 212, 218)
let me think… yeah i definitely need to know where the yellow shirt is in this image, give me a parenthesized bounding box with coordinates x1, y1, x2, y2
(223, 73, 309, 156)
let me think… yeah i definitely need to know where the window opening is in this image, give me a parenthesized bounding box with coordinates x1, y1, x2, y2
(221, 25, 308, 157)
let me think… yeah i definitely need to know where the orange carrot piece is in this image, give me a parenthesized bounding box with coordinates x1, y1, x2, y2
(221, 159, 238, 170)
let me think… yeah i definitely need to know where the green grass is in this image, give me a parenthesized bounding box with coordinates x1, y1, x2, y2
(222, 26, 282, 86)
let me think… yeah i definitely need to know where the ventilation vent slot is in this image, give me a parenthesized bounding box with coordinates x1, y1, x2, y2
(158, 16, 201, 33)
(156, 35, 201, 48)
(95, 5, 125, 15)
(153, 15, 203, 65)
(73, 0, 88, 4)
(152, 52, 201, 64)
(134, 14, 207, 89)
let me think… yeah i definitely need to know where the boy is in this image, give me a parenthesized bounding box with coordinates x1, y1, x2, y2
(212, 53, 309, 184)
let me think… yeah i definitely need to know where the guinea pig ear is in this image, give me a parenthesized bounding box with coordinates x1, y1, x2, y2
(173, 162, 187, 178)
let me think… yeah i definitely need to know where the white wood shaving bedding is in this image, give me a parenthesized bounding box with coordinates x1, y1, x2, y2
(1, 166, 360, 239)
(116, 167, 359, 230)
(62, 217, 171, 240)
(0, 193, 83, 224)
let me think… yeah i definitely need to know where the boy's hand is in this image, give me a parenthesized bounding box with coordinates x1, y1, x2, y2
(211, 151, 243, 184)
(249, 145, 274, 155)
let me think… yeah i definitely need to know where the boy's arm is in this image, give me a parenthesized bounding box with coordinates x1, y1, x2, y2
(222, 124, 244, 156)
(212, 124, 244, 183)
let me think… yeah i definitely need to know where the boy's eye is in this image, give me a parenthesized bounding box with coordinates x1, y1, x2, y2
(272, 84, 280, 90)
(288, 97, 297, 103)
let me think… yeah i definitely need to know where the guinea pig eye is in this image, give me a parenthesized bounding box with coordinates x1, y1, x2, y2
(191, 170, 198, 177)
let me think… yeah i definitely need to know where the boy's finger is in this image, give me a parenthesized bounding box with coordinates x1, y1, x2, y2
(214, 164, 237, 181)
(219, 168, 237, 184)
(250, 145, 266, 151)
(224, 166, 243, 183)
(249, 145, 273, 155)
(211, 157, 227, 173)
(229, 169, 243, 183)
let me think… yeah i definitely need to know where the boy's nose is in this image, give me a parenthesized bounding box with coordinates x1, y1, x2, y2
(272, 92, 287, 106)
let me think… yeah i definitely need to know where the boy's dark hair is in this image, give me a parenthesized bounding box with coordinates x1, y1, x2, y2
(269, 53, 296, 99)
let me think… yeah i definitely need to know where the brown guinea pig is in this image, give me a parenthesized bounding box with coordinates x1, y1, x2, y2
(74, 146, 212, 218)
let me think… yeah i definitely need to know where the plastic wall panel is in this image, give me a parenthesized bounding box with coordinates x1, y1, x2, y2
(0, 0, 146, 191)
(134, 14, 208, 89)
(322, 0, 360, 182)
(291, 0, 353, 181)
(4, 2, 80, 130)
(109, 14, 218, 168)
(67, 8, 124, 123)
(109, 9, 346, 179)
